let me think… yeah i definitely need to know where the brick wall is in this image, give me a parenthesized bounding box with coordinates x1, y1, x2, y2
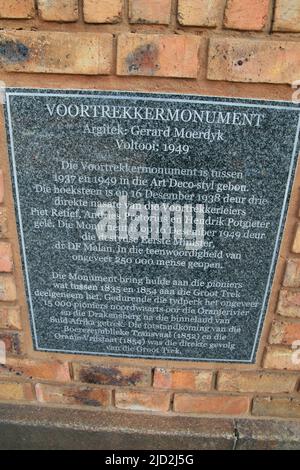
(0, 0, 300, 421)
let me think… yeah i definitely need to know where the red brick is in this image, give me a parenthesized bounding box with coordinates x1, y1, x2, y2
(0, 31, 113, 75)
(178, 0, 223, 27)
(264, 346, 300, 371)
(0, 382, 33, 401)
(0, 243, 13, 273)
(269, 320, 300, 346)
(83, 0, 122, 24)
(0, 170, 4, 203)
(292, 224, 300, 253)
(174, 394, 250, 415)
(224, 0, 270, 31)
(0, 332, 21, 355)
(153, 368, 213, 391)
(115, 390, 171, 412)
(273, 0, 300, 33)
(0, 306, 21, 330)
(129, 0, 171, 25)
(117, 33, 200, 78)
(208, 38, 300, 85)
(0, 0, 35, 19)
(278, 289, 300, 318)
(253, 397, 300, 419)
(73, 363, 151, 387)
(0, 358, 70, 382)
(38, 0, 79, 22)
(218, 371, 297, 393)
(36, 383, 110, 407)
(0, 275, 16, 301)
(283, 259, 300, 288)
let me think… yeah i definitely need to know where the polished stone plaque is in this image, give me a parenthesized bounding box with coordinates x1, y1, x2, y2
(4, 89, 300, 362)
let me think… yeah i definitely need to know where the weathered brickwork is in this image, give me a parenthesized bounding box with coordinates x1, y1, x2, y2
(273, 0, 300, 32)
(73, 363, 151, 387)
(117, 33, 200, 78)
(224, 0, 270, 31)
(129, 0, 172, 25)
(178, 0, 224, 27)
(115, 390, 171, 412)
(0, 358, 71, 382)
(0, 242, 13, 272)
(0, 275, 17, 301)
(174, 394, 251, 415)
(0, 0, 299, 422)
(37, 0, 79, 23)
(0, 31, 113, 75)
(83, 0, 123, 24)
(0, 382, 33, 401)
(0, 2, 298, 82)
(36, 383, 111, 407)
(0, 0, 35, 19)
(252, 397, 300, 418)
(153, 368, 213, 391)
(208, 38, 300, 85)
(0, 307, 21, 330)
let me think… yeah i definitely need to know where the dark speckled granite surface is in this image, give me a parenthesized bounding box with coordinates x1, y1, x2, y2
(4, 89, 300, 363)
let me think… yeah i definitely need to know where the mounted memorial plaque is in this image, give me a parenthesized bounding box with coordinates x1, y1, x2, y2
(5, 89, 300, 363)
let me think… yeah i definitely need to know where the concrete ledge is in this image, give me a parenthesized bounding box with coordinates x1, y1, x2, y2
(0, 403, 235, 450)
(0, 403, 299, 450)
(236, 419, 300, 450)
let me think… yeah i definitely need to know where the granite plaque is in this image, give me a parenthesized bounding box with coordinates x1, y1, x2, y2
(4, 89, 300, 362)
